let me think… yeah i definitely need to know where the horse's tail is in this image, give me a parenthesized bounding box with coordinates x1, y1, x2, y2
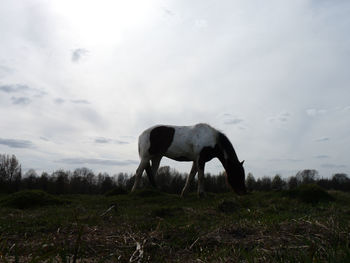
(145, 162, 157, 188)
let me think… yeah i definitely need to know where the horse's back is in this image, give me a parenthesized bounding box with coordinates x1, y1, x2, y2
(188, 123, 218, 151)
(138, 124, 218, 160)
(138, 124, 174, 157)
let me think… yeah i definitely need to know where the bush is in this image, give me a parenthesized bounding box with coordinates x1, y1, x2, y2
(283, 184, 334, 204)
(130, 189, 165, 198)
(105, 186, 128, 196)
(0, 190, 69, 209)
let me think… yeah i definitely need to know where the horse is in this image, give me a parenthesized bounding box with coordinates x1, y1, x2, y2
(131, 123, 246, 196)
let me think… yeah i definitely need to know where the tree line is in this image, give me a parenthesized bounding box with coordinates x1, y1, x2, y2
(1, 154, 349, 195)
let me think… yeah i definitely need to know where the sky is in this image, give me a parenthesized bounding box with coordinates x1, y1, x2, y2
(0, 0, 349, 178)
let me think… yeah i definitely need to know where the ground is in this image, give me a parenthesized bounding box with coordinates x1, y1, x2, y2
(0, 189, 349, 262)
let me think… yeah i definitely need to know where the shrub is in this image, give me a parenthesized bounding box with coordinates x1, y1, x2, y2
(130, 189, 164, 198)
(0, 190, 69, 209)
(283, 184, 334, 204)
(105, 186, 128, 196)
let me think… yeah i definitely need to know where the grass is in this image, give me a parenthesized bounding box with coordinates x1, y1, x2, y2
(0, 189, 349, 262)
(104, 186, 128, 196)
(0, 190, 69, 209)
(282, 184, 335, 204)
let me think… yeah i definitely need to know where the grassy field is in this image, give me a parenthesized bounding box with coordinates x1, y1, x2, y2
(0, 188, 349, 262)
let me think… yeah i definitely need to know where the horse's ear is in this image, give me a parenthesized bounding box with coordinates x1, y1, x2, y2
(241, 160, 245, 165)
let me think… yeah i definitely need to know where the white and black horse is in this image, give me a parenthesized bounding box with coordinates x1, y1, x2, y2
(131, 123, 246, 196)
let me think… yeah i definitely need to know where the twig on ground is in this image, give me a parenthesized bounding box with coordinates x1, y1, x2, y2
(189, 237, 199, 250)
(129, 239, 146, 263)
(100, 205, 116, 217)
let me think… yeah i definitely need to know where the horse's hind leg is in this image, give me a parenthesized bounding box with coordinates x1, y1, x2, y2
(131, 159, 150, 192)
(181, 162, 197, 197)
(145, 163, 155, 187)
(197, 166, 205, 197)
(145, 156, 162, 188)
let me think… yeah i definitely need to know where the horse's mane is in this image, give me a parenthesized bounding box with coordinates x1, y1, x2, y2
(217, 132, 239, 163)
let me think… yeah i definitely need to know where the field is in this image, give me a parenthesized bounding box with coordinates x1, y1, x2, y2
(0, 188, 349, 262)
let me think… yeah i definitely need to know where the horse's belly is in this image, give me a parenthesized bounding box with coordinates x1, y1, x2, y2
(164, 151, 194, 162)
(164, 140, 195, 161)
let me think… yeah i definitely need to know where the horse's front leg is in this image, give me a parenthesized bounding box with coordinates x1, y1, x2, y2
(180, 161, 197, 197)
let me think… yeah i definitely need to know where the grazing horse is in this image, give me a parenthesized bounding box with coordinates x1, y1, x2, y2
(131, 123, 246, 196)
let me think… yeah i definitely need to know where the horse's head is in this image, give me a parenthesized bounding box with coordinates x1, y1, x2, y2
(225, 160, 247, 195)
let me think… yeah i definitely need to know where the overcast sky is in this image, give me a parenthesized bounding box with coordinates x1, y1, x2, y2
(0, 0, 349, 178)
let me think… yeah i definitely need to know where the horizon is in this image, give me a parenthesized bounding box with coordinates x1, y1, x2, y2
(4, 153, 348, 181)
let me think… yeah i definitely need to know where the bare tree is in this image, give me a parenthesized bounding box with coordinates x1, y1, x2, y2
(288, 176, 299, 190)
(296, 169, 319, 184)
(23, 169, 38, 189)
(257, 177, 272, 191)
(0, 154, 21, 182)
(0, 154, 22, 192)
(246, 173, 256, 192)
(332, 173, 349, 183)
(272, 174, 285, 191)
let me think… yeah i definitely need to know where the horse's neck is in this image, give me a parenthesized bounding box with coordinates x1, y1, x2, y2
(217, 140, 240, 169)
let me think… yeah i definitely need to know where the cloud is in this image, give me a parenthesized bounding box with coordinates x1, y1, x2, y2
(321, 164, 347, 169)
(0, 84, 29, 93)
(71, 48, 88, 62)
(0, 138, 34, 148)
(314, 137, 330, 142)
(71, 99, 90, 104)
(54, 98, 65, 104)
(221, 113, 244, 126)
(32, 89, 48, 98)
(0, 84, 46, 98)
(94, 137, 111, 144)
(115, 140, 129, 145)
(315, 155, 329, 159)
(194, 19, 208, 28)
(57, 158, 138, 166)
(162, 7, 174, 16)
(94, 137, 129, 145)
(306, 108, 327, 117)
(0, 65, 13, 77)
(120, 135, 135, 140)
(268, 158, 302, 163)
(224, 118, 244, 125)
(11, 96, 31, 105)
(268, 112, 291, 123)
(76, 107, 104, 126)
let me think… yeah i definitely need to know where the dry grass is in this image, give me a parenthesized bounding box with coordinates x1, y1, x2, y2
(0, 190, 349, 262)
